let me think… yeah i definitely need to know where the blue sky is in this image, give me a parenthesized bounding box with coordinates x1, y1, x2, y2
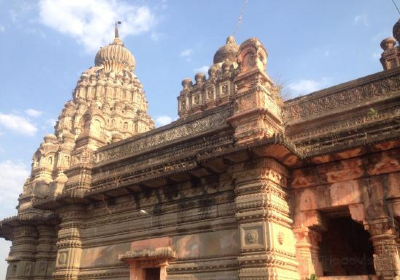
(0, 0, 396, 276)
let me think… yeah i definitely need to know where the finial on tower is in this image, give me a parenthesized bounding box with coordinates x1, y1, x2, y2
(115, 21, 121, 38)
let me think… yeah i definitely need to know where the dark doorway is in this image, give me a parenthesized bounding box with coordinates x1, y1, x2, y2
(319, 216, 375, 276)
(145, 268, 160, 280)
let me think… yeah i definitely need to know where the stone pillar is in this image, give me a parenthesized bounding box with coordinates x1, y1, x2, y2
(293, 227, 323, 279)
(160, 262, 168, 280)
(53, 205, 86, 280)
(6, 225, 38, 280)
(129, 264, 145, 280)
(368, 219, 400, 279)
(33, 225, 57, 280)
(233, 158, 299, 280)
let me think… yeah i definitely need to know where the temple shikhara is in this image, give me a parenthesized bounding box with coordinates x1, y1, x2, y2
(2, 17, 400, 280)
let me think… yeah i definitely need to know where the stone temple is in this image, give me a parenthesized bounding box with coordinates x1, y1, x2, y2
(1, 18, 400, 280)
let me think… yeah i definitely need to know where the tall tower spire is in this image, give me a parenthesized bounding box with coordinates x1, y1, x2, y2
(18, 30, 154, 207)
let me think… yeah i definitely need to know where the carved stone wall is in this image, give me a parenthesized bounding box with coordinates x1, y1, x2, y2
(60, 173, 239, 279)
(291, 147, 400, 279)
(5, 223, 57, 280)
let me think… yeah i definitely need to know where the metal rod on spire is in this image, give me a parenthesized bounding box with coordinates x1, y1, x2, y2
(115, 21, 122, 38)
(233, 0, 249, 37)
(392, 0, 400, 15)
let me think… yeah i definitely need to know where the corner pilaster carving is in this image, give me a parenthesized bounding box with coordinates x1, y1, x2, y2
(53, 205, 86, 280)
(6, 225, 38, 280)
(233, 158, 299, 279)
(293, 227, 323, 279)
(33, 225, 57, 280)
(367, 220, 400, 279)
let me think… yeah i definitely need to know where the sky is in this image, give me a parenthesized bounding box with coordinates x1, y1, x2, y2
(0, 0, 396, 277)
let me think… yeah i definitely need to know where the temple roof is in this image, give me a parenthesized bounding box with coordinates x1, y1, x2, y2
(94, 25, 136, 72)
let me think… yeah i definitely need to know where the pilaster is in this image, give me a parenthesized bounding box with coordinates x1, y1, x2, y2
(293, 227, 323, 279)
(6, 225, 38, 280)
(367, 219, 400, 279)
(33, 225, 57, 280)
(53, 204, 86, 280)
(233, 158, 299, 279)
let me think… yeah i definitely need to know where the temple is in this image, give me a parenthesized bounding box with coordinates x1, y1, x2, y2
(1, 19, 400, 280)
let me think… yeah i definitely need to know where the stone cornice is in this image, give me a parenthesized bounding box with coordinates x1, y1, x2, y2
(0, 211, 59, 240)
(95, 104, 234, 165)
(283, 66, 400, 124)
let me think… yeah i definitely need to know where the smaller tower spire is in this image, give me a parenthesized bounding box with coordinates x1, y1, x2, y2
(115, 21, 121, 38)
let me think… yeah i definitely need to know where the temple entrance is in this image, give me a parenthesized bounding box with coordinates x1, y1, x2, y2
(319, 216, 375, 276)
(145, 268, 161, 280)
(119, 243, 175, 280)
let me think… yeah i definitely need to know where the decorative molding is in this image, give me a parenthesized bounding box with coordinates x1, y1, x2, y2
(95, 106, 233, 163)
(289, 105, 400, 141)
(284, 69, 400, 122)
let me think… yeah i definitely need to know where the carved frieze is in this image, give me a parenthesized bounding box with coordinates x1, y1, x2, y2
(95, 106, 233, 163)
(289, 105, 400, 142)
(284, 70, 400, 122)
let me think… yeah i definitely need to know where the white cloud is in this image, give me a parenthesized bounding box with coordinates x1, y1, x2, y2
(288, 77, 331, 96)
(151, 31, 162, 41)
(371, 30, 391, 42)
(160, 0, 168, 10)
(0, 113, 37, 136)
(180, 49, 193, 57)
(25, 27, 47, 39)
(354, 14, 368, 26)
(38, 0, 157, 53)
(0, 160, 29, 205)
(8, 2, 35, 23)
(25, 109, 42, 117)
(8, 10, 18, 22)
(45, 118, 57, 127)
(0, 25, 5, 33)
(372, 52, 381, 59)
(155, 115, 173, 127)
(194, 65, 209, 74)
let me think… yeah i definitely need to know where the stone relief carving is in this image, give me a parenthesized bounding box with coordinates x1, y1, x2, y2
(278, 232, 284, 245)
(290, 105, 400, 141)
(58, 252, 67, 266)
(245, 231, 258, 244)
(96, 107, 232, 163)
(241, 223, 265, 249)
(284, 73, 400, 122)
